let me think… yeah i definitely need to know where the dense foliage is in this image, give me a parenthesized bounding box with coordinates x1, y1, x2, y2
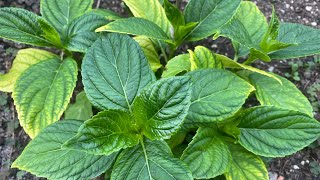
(0, 0, 319, 179)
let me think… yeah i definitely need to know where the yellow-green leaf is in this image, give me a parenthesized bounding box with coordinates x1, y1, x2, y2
(0, 49, 57, 92)
(123, 0, 172, 37)
(134, 36, 162, 72)
(13, 57, 78, 138)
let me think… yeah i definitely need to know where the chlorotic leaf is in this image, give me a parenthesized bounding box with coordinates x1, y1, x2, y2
(82, 33, 156, 111)
(238, 106, 320, 157)
(63, 110, 139, 155)
(13, 57, 77, 138)
(111, 140, 193, 180)
(249, 73, 313, 117)
(184, 0, 241, 41)
(123, 0, 172, 36)
(162, 54, 191, 78)
(65, 91, 93, 121)
(91, 9, 122, 20)
(224, 142, 268, 180)
(65, 13, 109, 52)
(185, 69, 254, 126)
(0, 49, 57, 92)
(96, 18, 171, 42)
(220, 1, 268, 54)
(133, 77, 191, 140)
(41, 0, 93, 38)
(181, 128, 231, 179)
(134, 36, 162, 72)
(270, 23, 320, 59)
(12, 120, 118, 180)
(189, 46, 222, 70)
(217, 54, 281, 83)
(0, 8, 52, 46)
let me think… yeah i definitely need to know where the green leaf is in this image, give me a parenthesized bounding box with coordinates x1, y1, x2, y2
(63, 110, 139, 155)
(96, 18, 172, 42)
(0, 49, 57, 92)
(64, 12, 108, 52)
(123, 0, 172, 36)
(82, 33, 155, 112)
(111, 140, 193, 180)
(162, 54, 191, 78)
(185, 69, 254, 126)
(38, 19, 63, 48)
(220, 2, 268, 53)
(0, 8, 52, 46)
(184, 0, 241, 41)
(134, 36, 162, 72)
(269, 23, 320, 59)
(65, 91, 93, 121)
(189, 46, 222, 70)
(91, 9, 122, 20)
(164, 0, 184, 28)
(238, 106, 320, 157)
(41, 0, 93, 37)
(13, 57, 77, 138)
(133, 76, 191, 140)
(181, 128, 231, 179)
(249, 73, 313, 117)
(217, 54, 281, 83)
(224, 142, 268, 180)
(12, 120, 118, 180)
(260, 7, 292, 53)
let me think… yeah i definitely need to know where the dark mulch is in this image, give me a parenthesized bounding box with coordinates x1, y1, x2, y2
(0, 0, 319, 179)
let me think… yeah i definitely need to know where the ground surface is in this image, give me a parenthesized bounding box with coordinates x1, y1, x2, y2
(0, 0, 319, 179)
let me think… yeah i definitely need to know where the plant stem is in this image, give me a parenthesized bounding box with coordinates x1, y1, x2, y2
(158, 40, 168, 63)
(176, 0, 182, 8)
(140, 137, 152, 179)
(60, 51, 64, 60)
(96, 0, 101, 9)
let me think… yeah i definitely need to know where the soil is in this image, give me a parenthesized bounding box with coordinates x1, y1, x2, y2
(0, 0, 319, 180)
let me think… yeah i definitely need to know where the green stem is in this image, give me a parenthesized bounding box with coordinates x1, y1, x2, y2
(60, 51, 64, 60)
(140, 137, 152, 179)
(158, 40, 168, 63)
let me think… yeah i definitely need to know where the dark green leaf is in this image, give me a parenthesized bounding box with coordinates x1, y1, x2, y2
(133, 77, 191, 140)
(238, 106, 320, 157)
(12, 120, 118, 180)
(181, 128, 231, 179)
(65, 13, 109, 52)
(111, 140, 193, 180)
(185, 69, 254, 126)
(82, 33, 155, 111)
(0, 8, 52, 46)
(184, 0, 241, 41)
(96, 18, 172, 42)
(63, 110, 139, 155)
(269, 23, 320, 59)
(41, 0, 93, 37)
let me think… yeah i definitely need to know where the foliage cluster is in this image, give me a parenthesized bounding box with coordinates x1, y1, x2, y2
(0, 0, 320, 179)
